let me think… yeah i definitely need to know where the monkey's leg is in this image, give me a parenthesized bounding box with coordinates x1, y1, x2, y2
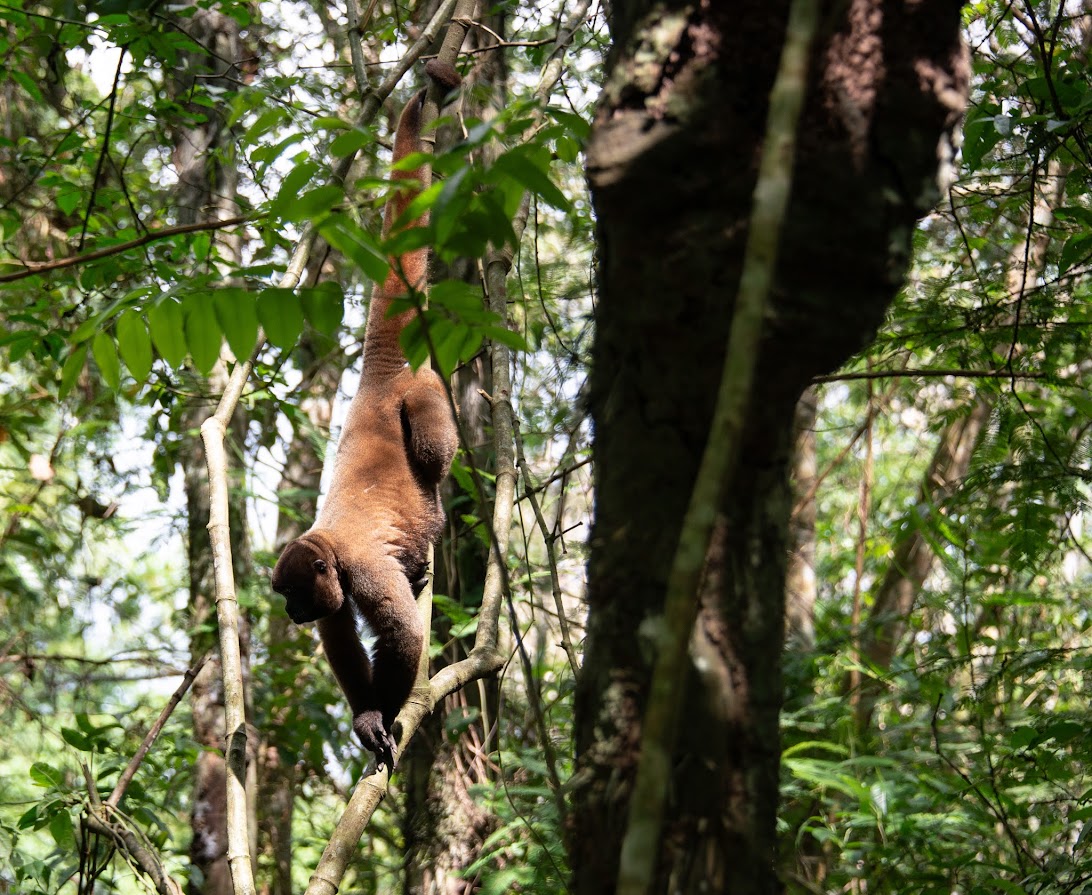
(401, 380, 457, 483)
(348, 561, 425, 769)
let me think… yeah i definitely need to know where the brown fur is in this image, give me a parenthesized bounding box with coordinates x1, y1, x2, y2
(272, 61, 461, 770)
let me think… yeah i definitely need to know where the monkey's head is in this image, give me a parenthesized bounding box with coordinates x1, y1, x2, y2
(271, 533, 343, 624)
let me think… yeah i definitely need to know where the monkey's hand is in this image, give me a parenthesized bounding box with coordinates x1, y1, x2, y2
(354, 709, 397, 771)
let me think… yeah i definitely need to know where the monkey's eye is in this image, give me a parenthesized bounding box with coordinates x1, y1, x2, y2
(313, 560, 328, 573)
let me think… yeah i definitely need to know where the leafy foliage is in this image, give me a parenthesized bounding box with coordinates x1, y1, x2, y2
(780, 4, 1092, 893)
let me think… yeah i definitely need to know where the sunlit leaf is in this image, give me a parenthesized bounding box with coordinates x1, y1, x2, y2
(257, 288, 304, 349)
(148, 299, 187, 367)
(213, 288, 259, 360)
(184, 294, 221, 374)
(92, 331, 121, 389)
(116, 310, 153, 383)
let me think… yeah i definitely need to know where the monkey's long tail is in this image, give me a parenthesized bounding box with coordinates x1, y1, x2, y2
(363, 61, 463, 381)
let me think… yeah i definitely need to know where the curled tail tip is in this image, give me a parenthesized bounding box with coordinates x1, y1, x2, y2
(424, 58, 462, 91)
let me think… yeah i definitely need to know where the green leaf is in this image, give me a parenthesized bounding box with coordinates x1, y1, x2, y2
(17, 805, 39, 830)
(483, 324, 529, 352)
(555, 134, 581, 164)
(11, 70, 44, 104)
(241, 106, 287, 146)
(282, 184, 344, 224)
(328, 129, 372, 157)
(57, 187, 82, 217)
(29, 763, 63, 788)
(491, 146, 571, 211)
(213, 288, 259, 360)
(962, 105, 1001, 172)
(92, 332, 121, 389)
(1059, 232, 1092, 274)
(545, 105, 591, 140)
(318, 215, 388, 283)
(398, 317, 430, 370)
(184, 294, 221, 374)
(270, 160, 320, 219)
(148, 299, 187, 367)
(49, 809, 75, 848)
(300, 283, 344, 334)
(59, 343, 88, 399)
(116, 310, 153, 383)
(257, 289, 304, 349)
(61, 727, 92, 752)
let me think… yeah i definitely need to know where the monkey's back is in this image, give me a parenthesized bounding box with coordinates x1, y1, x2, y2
(313, 368, 444, 577)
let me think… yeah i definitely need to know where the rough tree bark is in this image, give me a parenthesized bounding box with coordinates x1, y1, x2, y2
(571, 2, 969, 893)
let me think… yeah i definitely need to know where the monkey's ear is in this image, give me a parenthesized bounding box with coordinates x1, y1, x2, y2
(309, 554, 343, 617)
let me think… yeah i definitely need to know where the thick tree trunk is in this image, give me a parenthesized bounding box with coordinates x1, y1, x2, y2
(571, 2, 968, 893)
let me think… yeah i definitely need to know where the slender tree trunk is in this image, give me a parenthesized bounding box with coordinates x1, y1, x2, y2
(571, 3, 969, 892)
(166, 11, 250, 895)
(259, 330, 345, 895)
(786, 386, 818, 652)
(854, 397, 991, 728)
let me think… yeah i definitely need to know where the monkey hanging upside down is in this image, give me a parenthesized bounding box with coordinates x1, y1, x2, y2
(272, 60, 462, 770)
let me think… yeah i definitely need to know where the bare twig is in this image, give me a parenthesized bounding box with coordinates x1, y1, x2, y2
(106, 650, 211, 808)
(514, 421, 580, 678)
(82, 764, 185, 895)
(78, 45, 128, 251)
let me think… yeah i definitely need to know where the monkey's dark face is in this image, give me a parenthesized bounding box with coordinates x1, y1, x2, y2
(271, 537, 344, 624)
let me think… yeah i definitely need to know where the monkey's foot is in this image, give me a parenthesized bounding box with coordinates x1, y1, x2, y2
(354, 710, 397, 770)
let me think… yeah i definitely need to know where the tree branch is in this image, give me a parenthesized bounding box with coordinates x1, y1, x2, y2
(813, 367, 1047, 383)
(199, 357, 258, 895)
(106, 650, 211, 808)
(0, 216, 252, 284)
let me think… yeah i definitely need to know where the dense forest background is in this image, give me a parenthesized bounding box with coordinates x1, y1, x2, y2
(2, 1, 1092, 894)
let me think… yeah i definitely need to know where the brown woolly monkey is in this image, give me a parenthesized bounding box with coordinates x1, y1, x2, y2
(272, 60, 461, 770)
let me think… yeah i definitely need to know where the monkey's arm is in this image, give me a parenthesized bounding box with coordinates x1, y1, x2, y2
(320, 561, 424, 769)
(401, 379, 457, 484)
(316, 605, 398, 768)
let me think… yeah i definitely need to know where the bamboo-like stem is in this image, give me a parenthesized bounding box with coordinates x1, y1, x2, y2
(199, 360, 257, 895)
(614, 2, 820, 893)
